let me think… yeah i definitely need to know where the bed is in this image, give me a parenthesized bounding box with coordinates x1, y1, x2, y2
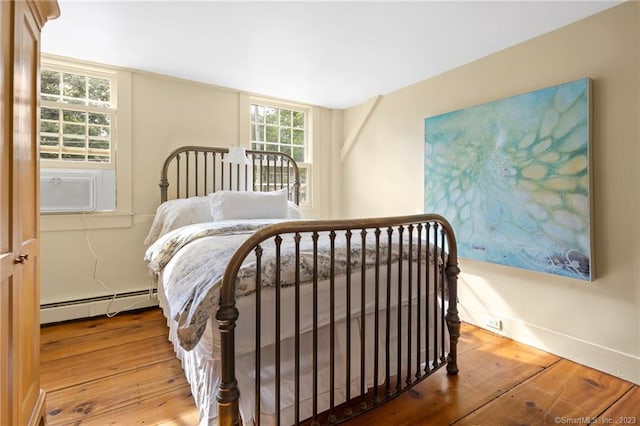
(144, 145, 461, 426)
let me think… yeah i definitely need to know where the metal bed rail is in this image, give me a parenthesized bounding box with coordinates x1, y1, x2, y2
(216, 214, 460, 426)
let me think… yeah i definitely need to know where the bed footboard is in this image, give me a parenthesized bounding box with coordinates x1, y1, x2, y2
(216, 215, 460, 426)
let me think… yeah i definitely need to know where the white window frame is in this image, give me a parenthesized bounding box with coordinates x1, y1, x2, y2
(40, 55, 133, 230)
(249, 98, 313, 206)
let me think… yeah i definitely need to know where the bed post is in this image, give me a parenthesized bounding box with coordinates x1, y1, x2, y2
(439, 216, 460, 377)
(159, 178, 169, 203)
(445, 262, 461, 376)
(216, 302, 241, 426)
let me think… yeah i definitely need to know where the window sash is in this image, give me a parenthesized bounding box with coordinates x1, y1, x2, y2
(40, 100, 115, 165)
(250, 104, 308, 164)
(40, 65, 116, 166)
(250, 102, 311, 204)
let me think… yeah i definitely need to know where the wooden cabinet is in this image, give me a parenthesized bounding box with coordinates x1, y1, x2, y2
(1, 1, 59, 424)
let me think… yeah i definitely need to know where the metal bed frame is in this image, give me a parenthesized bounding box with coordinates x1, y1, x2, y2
(160, 145, 300, 204)
(158, 146, 460, 425)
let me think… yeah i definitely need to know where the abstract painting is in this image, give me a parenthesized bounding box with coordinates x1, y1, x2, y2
(424, 78, 592, 281)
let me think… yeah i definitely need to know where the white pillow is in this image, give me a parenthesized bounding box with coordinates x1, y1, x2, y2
(210, 189, 289, 221)
(144, 196, 213, 244)
(287, 201, 303, 219)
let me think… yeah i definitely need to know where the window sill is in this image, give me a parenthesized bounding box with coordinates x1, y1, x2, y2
(41, 211, 133, 231)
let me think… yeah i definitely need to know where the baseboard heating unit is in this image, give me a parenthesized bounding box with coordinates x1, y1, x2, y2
(40, 290, 158, 324)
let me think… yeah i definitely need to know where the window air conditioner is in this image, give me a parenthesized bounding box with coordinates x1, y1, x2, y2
(40, 169, 97, 213)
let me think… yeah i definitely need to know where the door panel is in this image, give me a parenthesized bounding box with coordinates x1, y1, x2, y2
(0, 0, 11, 257)
(15, 1, 39, 246)
(17, 259, 40, 424)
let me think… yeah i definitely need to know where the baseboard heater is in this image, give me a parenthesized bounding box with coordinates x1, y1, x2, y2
(40, 290, 158, 324)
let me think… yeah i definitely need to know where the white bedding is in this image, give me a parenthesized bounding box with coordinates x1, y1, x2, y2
(147, 219, 448, 425)
(145, 219, 440, 351)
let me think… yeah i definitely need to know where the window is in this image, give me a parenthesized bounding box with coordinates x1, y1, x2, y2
(40, 67, 115, 164)
(250, 102, 311, 203)
(39, 56, 133, 230)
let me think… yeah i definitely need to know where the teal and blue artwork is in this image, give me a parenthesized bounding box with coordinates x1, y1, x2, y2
(425, 78, 592, 281)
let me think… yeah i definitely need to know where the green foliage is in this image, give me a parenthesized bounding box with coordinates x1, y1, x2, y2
(41, 70, 60, 96)
(63, 73, 86, 100)
(88, 77, 110, 104)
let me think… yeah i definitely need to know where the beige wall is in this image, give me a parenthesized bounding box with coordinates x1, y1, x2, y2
(39, 2, 638, 382)
(341, 2, 639, 383)
(40, 71, 339, 311)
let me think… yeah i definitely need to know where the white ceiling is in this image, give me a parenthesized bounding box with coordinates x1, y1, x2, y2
(42, 1, 621, 109)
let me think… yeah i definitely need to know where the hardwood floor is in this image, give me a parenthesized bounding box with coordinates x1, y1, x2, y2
(40, 307, 640, 425)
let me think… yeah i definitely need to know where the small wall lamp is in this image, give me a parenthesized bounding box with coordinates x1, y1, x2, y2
(224, 146, 251, 165)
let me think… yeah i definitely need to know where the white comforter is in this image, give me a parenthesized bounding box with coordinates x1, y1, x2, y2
(145, 219, 439, 351)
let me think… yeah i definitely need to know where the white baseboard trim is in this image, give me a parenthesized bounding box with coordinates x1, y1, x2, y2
(41, 291, 159, 324)
(459, 304, 640, 385)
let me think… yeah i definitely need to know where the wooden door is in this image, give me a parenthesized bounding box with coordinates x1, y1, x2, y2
(1, 1, 15, 424)
(0, 1, 59, 424)
(13, 1, 45, 423)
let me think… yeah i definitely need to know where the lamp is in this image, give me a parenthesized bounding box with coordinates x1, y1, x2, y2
(224, 146, 250, 165)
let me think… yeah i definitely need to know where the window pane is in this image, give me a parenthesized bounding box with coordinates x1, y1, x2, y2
(88, 77, 110, 105)
(280, 128, 291, 144)
(89, 139, 110, 150)
(265, 107, 277, 125)
(41, 107, 59, 121)
(250, 104, 260, 123)
(280, 145, 291, 156)
(40, 135, 59, 146)
(293, 111, 304, 128)
(41, 70, 60, 95)
(298, 167, 308, 203)
(63, 110, 86, 123)
(293, 147, 304, 162)
(61, 154, 85, 161)
(293, 129, 304, 145)
(41, 122, 59, 133)
(89, 126, 109, 137)
(88, 155, 109, 163)
(63, 137, 86, 148)
(63, 123, 85, 135)
(266, 144, 279, 152)
(41, 152, 58, 159)
(252, 143, 264, 151)
(63, 73, 86, 100)
(255, 124, 265, 142)
(265, 125, 278, 143)
(88, 112, 110, 125)
(280, 109, 292, 127)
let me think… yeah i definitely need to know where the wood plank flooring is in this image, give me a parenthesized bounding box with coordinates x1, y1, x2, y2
(40, 308, 640, 425)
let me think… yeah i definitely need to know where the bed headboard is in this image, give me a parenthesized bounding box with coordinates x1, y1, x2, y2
(159, 145, 300, 204)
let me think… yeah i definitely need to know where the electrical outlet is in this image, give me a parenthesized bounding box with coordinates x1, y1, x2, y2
(486, 317, 502, 331)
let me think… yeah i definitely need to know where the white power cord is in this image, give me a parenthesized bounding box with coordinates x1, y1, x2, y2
(83, 213, 149, 317)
